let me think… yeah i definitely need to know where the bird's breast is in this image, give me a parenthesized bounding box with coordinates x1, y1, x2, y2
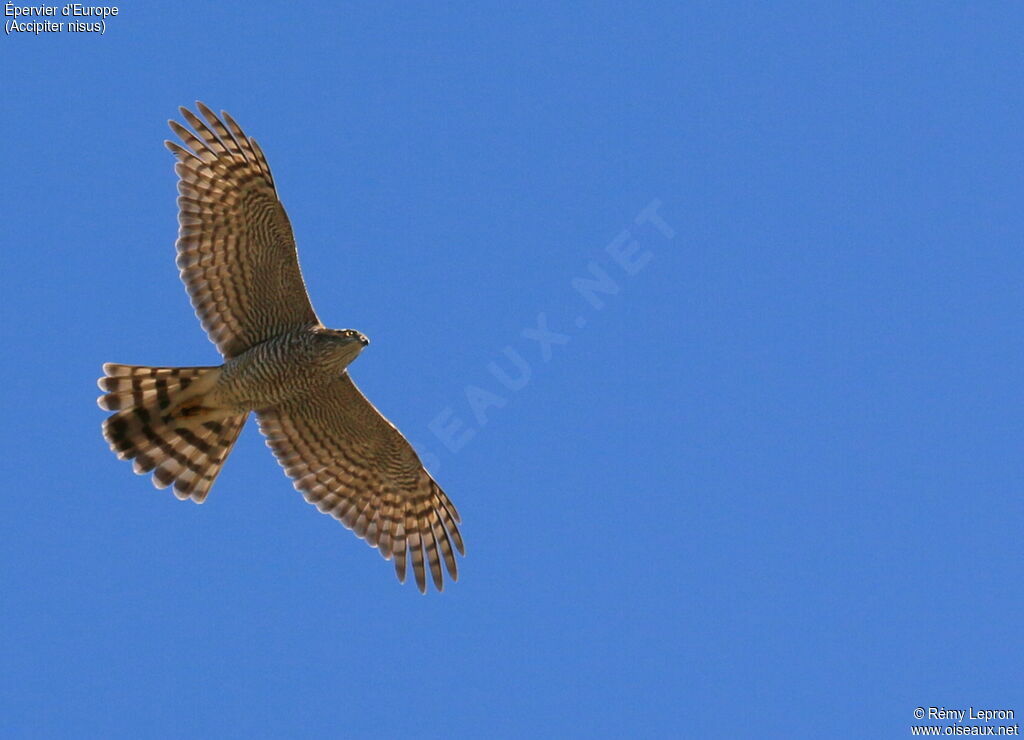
(212, 332, 335, 411)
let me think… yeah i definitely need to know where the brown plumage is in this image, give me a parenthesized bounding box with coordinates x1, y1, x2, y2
(99, 103, 464, 592)
(100, 363, 246, 502)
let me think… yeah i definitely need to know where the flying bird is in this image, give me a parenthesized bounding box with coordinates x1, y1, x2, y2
(98, 102, 463, 593)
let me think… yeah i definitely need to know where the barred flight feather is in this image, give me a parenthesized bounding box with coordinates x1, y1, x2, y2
(257, 373, 464, 593)
(165, 102, 318, 360)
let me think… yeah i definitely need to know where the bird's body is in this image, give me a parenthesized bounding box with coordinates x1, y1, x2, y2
(98, 103, 463, 593)
(212, 326, 367, 412)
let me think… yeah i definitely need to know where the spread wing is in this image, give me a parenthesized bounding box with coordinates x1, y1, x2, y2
(257, 375, 465, 593)
(166, 102, 319, 358)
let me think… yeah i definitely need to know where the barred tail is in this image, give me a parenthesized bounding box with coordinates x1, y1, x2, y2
(98, 363, 247, 502)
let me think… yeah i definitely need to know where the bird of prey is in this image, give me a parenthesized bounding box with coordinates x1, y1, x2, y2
(98, 102, 463, 593)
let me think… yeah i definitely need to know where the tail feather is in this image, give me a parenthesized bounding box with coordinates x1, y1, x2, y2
(97, 363, 215, 411)
(99, 363, 247, 502)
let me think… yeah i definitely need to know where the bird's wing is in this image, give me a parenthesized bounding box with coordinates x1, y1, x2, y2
(256, 374, 464, 593)
(166, 102, 319, 358)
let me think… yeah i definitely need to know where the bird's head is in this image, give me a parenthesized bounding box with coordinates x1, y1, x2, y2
(313, 327, 370, 371)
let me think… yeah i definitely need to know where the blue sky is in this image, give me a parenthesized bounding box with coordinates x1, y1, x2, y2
(3, 2, 1023, 737)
